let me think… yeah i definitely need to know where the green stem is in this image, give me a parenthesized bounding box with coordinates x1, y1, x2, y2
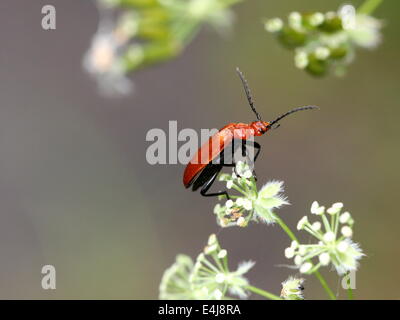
(274, 215, 336, 300)
(314, 270, 336, 300)
(274, 216, 298, 242)
(246, 285, 282, 300)
(358, 0, 383, 15)
(174, 20, 201, 47)
(347, 286, 354, 300)
(346, 272, 354, 300)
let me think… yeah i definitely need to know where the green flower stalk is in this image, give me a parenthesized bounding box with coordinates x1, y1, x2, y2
(264, 3, 383, 76)
(214, 161, 289, 227)
(285, 201, 364, 276)
(84, 0, 241, 95)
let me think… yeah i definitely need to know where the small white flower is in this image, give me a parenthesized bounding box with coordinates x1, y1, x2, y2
(300, 262, 313, 274)
(115, 11, 139, 42)
(285, 247, 295, 259)
(340, 212, 351, 224)
(311, 201, 325, 215)
(294, 255, 302, 266)
(219, 218, 228, 227)
(311, 221, 321, 231)
(290, 240, 299, 249)
(298, 245, 307, 256)
(213, 204, 222, 215)
(341, 226, 353, 238)
(323, 231, 336, 242)
(337, 241, 349, 253)
(204, 244, 218, 254)
(236, 197, 244, 206)
(235, 161, 249, 176)
(339, 5, 356, 30)
(327, 202, 343, 215)
(265, 18, 283, 33)
(294, 51, 309, 69)
(311, 201, 320, 214)
(319, 252, 330, 266)
(213, 289, 223, 300)
(309, 12, 324, 26)
(197, 253, 205, 262)
(225, 200, 234, 208)
(215, 273, 225, 283)
(236, 217, 246, 227)
(333, 202, 344, 209)
(218, 249, 227, 259)
(243, 199, 253, 210)
(289, 12, 302, 30)
(208, 234, 217, 245)
(315, 46, 330, 60)
(243, 170, 253, 179)
(297, 216, 309, 230)
(226, 180, 234, 189)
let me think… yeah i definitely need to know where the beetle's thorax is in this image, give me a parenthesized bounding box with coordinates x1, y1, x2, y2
(250, 121, 271, 136)
(228, 121, 271, 140)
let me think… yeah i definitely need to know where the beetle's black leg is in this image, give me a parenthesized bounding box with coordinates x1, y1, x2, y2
(200, 169, 230, 199)
(249, 141, 261, 181)
(234, 163, 241, 178)
(253, 141, 261, 162)
(244, 140, 261, 163)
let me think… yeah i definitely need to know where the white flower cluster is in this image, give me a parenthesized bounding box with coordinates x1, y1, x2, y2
(83, 17, 134, 97)
(84, 0, 240, 96)
(214, 161, 288, 227)
(159, 234, 254, 300)
(285, 201, 364, 275)
(265, 5, 382, 76)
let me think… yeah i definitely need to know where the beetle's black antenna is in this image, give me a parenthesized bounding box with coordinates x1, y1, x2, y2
(268, 106, 319, 127)
(236, 67, 262, 121)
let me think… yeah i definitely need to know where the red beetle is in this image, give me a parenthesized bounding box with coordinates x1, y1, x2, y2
(183, 68, 317, 199)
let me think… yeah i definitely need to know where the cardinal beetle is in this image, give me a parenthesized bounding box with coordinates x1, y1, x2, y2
(183, 68, 318, 199)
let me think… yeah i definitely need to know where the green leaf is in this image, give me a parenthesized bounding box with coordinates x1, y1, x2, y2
(259, 181, 283, 198)
(254, 203, 275, 223)
(256, 197, 287, 209)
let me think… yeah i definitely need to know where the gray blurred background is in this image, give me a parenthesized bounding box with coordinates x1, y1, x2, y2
(0, 0, 398, 299)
